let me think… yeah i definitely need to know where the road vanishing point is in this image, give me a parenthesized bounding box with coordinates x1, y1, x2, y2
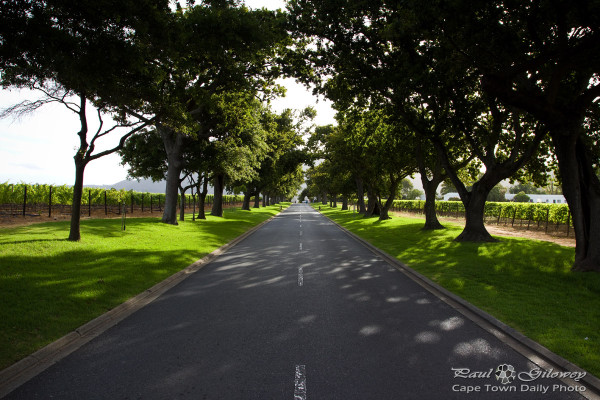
(2, 204, 593, 399)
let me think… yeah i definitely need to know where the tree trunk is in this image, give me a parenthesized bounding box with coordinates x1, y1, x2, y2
(355, 176, 366, 213)
(378, 195, 395, 221)
(159, 125, 184, 225)
(416, 136, 445, 230)
(179, 186, 186, 221)
(365, 191, 380, 217)
(211, 174, 225, 217)
(162, 162, 182, 225)
(421, 177, 444, 230)
(552, 132, 600, 271)
(197, 178, 208, 220)
(68, 159, 86, 241)
(68, 94, 88, 241)
(322, 193, 327, 205)
(254, 193, 261, 208)
(377, 177, 400, 221)
(242, 191, 252, 211)
(431, 130, 533, 243)
(341, 196, 348, 210)
(455, 184, 497, 242)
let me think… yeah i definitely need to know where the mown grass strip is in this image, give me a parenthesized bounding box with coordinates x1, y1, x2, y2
(0, 204, 287, 370)
(315, 205, 600, 377)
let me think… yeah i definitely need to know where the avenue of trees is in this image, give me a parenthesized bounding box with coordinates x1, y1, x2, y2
(287, 0, 600, 271)
(1, 1, 598, 271)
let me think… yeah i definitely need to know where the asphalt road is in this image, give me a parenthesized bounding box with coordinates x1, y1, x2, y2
(5, 204, 586, 399)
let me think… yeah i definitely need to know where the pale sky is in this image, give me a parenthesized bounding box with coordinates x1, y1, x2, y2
(0, 0, 336, 186)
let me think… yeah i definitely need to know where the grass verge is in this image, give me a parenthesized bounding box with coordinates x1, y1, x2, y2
(0, 204, 287, 370)
(315, 205, 600, 377)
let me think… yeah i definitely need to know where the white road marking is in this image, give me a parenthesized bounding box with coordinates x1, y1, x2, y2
(294, 365, 306, 400)
(298, 267, 303, 286)
(299, 242, 303, 251)
(300, 230, 303, 236)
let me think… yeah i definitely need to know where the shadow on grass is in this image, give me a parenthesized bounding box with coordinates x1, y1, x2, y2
(0, 247, 208, 368)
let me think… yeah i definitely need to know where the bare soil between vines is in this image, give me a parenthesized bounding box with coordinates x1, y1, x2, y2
(392, 211, 575, 247)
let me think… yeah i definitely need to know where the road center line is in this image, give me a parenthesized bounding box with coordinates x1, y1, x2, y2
(300, 230, 303, 236)
(299, 242, 303, 251)
(294, 365, 306, 400)
(298, 267, 303, 286)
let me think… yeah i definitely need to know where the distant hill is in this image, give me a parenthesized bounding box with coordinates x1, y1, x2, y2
(91, 178, 165, 193)
(91, 178, 214, 195)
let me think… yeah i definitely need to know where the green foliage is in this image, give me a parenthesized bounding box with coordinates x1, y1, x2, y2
(391, 199, 572, 225)
(0, 0, 170, 97)
(486, 184, 507, 202)
(513, 192, 531, 203)
(440, 181, 457, 195)
(399, 179, 423, 200)
(0, 182, 244, 208)
(245, 107, 311, 199)
(509, 182, 546, 195)
(405, 189, 423, 200)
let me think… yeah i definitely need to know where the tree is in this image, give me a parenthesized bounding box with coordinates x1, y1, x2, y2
(487, 185, 507, 202)
(120, 90, 269, 219)
(431, 92, 546, 241)
(425, 0, 600, 269)
(0, 0, 169, 240)
(305, 162, 332, 206)
(513, 192, 530, 203)
(119, 126, 211, 221)
(204, 92, 269, 217)
(400, 179, 422, 200)
(440, 181, 457, 196)
(123, 3, 289, 224)
(337, 107, 417, 220)
(509, 182, 544, 195)
(241, 108, 310, 210)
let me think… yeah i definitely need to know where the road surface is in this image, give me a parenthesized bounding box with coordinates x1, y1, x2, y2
(5, 204, 586, 399)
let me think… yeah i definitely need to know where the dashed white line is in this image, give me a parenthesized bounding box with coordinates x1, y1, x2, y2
(300, 230, 303, 236)
(299, 242, 303, 251)
(294, 365, 306, 400)
(298, 267, 303, 286)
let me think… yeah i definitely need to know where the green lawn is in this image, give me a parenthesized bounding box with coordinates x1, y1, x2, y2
(315, 205, 600, 377)
(0, 205, 286, 370)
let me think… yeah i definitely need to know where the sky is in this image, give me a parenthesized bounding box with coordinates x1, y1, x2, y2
(0, 0, 336, 186)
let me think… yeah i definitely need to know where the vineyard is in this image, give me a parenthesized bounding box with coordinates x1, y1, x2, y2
(0, 182, 244, 219)
(391, 199, 574, 237)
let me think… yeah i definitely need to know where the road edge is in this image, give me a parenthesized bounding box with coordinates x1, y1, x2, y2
(318, 209, 600, 400)
(0, 209, 283, 399)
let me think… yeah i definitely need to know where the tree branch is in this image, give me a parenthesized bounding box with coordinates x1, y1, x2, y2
(87, 117, 155, 162)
